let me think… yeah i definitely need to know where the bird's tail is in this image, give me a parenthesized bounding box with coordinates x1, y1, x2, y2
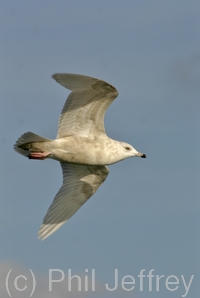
(14, 131, 52, 157)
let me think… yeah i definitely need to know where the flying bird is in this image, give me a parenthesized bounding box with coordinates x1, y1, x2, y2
(14, 73, 146, 240)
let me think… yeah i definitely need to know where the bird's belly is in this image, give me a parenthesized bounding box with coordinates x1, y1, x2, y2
(49, 139, 106, 165)
(50, 149, 99, 165)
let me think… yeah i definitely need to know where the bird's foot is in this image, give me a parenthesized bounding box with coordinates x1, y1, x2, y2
(28, 152, 50, 160)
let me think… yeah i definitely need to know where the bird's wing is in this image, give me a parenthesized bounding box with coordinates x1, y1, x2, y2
(52, 73, 118, 138)
(38, 162, 109, 240)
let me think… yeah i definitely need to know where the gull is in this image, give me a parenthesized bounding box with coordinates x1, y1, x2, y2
(14, 73, 146, 240)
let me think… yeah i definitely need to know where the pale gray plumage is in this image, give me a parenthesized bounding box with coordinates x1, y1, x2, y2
(53, 73, 118, 138)
(38, 163, 109, 240)
(14, 73, 146, 240)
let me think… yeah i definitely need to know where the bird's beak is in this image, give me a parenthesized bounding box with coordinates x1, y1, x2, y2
(135, 152, 146, 158)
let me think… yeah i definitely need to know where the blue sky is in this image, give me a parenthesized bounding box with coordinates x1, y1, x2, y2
(1, 1, 199, 297)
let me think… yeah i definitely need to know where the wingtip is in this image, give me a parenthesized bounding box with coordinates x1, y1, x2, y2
(38, 222, 66, 240)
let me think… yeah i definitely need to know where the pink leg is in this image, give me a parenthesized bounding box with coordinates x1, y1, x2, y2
(29, 152, 50, 160)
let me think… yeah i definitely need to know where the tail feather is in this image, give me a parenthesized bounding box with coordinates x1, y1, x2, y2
(14, 132, 51, 157)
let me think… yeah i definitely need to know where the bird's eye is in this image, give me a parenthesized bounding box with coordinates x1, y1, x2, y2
(125, 146, 131, 151)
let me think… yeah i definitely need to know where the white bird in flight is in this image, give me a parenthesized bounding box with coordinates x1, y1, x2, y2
(14, 73, 146, 240)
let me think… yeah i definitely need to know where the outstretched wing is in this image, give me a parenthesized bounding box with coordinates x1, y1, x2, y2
(38, 162, 109, 240)
(52, 73, 118, 138)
